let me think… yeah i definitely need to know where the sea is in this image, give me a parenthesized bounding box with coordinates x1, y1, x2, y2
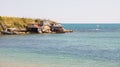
(0, 23, 120, 67)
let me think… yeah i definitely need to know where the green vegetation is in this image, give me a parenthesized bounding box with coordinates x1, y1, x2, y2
(0, 16, 36, 31)
(0, 16, 2, 20)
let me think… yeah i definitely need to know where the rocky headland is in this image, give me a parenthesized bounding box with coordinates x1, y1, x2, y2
(0, 16, 73, 35)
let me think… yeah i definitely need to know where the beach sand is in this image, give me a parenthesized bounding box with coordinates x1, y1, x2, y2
(0, 62, 63, 67)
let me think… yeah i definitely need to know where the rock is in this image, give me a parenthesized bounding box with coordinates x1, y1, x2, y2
(42, 25, 51, 33)
(62, 28, 73, 33)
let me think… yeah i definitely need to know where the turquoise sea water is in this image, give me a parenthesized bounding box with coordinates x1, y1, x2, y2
(0, 24, 120, 67)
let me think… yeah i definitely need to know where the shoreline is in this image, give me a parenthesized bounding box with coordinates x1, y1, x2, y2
(0, 61, 63, 67)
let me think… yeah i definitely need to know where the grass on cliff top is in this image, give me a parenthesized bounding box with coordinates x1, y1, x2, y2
(0, 16, 58, 32)
(0, 16, 35, 28)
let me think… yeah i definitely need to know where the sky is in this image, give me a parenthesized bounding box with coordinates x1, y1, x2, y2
(0, 0, 120, 23)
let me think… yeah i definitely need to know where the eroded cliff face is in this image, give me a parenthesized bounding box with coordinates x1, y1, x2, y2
(0, 16, 72, 34)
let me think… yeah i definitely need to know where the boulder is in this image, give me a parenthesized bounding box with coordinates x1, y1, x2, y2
(42, 25, 51, 33)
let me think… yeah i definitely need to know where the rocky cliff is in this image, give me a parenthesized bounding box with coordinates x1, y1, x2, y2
(0, 16, 72, 34)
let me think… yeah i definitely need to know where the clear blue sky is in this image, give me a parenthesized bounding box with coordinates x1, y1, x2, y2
(0, 0, 120, 23)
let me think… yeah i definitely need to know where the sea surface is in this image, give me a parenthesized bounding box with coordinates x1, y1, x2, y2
(0, 24, 120, 67)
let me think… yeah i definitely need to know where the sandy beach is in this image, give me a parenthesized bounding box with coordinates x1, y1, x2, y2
(0, 61, 63, 67)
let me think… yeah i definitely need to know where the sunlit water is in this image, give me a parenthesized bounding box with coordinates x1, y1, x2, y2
(0, 24, 120, 67)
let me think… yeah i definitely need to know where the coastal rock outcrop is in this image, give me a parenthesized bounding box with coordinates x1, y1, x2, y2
(0, 16, 73, 34)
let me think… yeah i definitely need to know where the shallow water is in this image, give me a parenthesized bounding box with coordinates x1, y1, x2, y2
(0, 24, 120, 67)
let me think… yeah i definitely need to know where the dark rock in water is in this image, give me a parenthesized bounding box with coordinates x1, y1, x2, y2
(1, 30, 18, 35)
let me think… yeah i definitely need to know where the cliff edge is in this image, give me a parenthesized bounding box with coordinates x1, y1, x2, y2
(0, 16, 72, 34)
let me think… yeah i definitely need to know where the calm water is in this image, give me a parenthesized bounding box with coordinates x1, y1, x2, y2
(0, 24, 120, 67)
